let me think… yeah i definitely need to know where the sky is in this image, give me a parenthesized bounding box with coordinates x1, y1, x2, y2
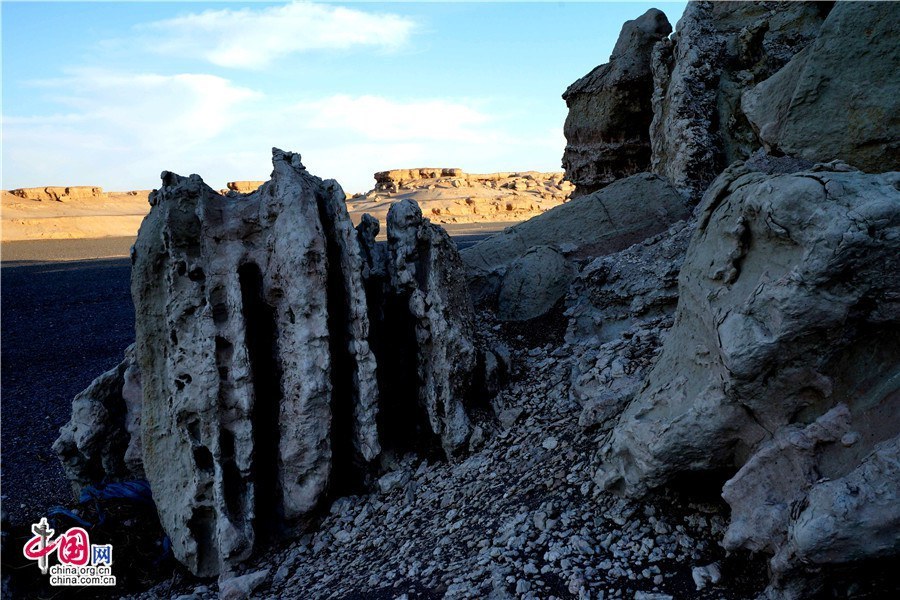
(1, 1, 687, 194)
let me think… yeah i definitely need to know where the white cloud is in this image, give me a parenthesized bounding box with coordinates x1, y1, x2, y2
(138, 1, 416, 69)
(3, 70, 564, 194)
(3, 69, 259, 188)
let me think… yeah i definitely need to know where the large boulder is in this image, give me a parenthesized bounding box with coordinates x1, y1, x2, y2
(561, 9, 672, 196)
(498, 245, 571, 322)
(131, 149, 380, 576)
(650, 1, 828, 199)
(460, 173, 688, 317)
(742, 1, 900, 173)
(595, 163, 900, 596)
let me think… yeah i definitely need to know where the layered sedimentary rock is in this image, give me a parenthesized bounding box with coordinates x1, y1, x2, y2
(53, 345, 144, 495)
(595, 164, 900, 596)
(224, 181, 266, 194)
(742, 2, 900, 172)
(117, 149, 478, 576)
(374, 168, 463, 191)
(562, 9, 671, 196)
(351, 169, 573, 227)
(8, 186, 104, 202)
(650, 1, 828, 199)
(460, 173, 688, 320)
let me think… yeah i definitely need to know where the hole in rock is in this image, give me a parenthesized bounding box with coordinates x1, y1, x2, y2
(238, 261, 285, 546)
(375, 290, 442, 459)
(666, 467, 734, 504)
(187, 507, 217, 576)
(219, 428, 247, 525)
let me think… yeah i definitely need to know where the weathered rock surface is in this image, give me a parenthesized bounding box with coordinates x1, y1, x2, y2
(60, 149, 482, 577)
(650, 1, 828, 199)
(53, 345, 144, 495)
(742, 1, 900, 172)
(381, 199, 477, 456)
(562, 9, 672, 196)
(596, 164, 900, 596)
(8, 186, 104, 202)
(131, 149, 381, 576)
(460, 173, 688, 316)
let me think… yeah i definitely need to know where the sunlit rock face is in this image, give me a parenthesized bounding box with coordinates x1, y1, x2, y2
(122, 149, 477, 576)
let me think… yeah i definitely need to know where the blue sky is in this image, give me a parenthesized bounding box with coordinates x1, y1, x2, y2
(2, 1, 687, 193)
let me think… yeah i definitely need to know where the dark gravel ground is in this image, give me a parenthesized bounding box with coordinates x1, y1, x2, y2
(1, 258, 134, 525)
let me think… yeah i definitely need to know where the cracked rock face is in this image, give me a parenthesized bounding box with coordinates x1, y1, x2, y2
(650, 1, 828, 200)
(561, 8, 672, 196)
(97, 149, 481, 577)
(596, 163, 900, 596)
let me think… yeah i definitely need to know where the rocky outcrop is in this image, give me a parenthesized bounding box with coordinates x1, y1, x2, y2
(382, 200, 477, 455)
(562, 9, 671, 196)
(595, 164, 900, 596)
(742, 2, 900, 172)
(225, 181, 266, 194)
(121, 149, 479, 576)
(649, 1, 828, 199)
(52, 345, 144, 495)
(9, 186, 104, 202)
(460, 173, 688, 319)
(352, 169, 574, 228)
(374, 168, 463, 190)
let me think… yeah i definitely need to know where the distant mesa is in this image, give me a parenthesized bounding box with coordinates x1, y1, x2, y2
(222, 180, 267, 194)
(9, 186, 105, 202)
(350, 168, 575, 227)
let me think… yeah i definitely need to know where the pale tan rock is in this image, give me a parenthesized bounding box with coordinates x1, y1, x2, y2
(225, 181, 266, 194)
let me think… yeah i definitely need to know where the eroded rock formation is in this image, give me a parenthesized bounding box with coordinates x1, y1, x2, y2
(9, 186, 104, 202)
(460, 173, 688, 320)
(561, 9, 671, 196)
(649, 1, 828, 199)
(52, 345, 143, 495)
(595, 163, 900, 596)
(53, 149, 482, 577)
(351, 169, 574, 227)
(742, 2, 900, 172)
(224, 181, 266, 194)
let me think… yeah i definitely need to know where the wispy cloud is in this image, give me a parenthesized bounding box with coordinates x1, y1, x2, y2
(3, 70, 546, 192)
(3, 69, 260, 187)
(137, 1, 417, 69)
